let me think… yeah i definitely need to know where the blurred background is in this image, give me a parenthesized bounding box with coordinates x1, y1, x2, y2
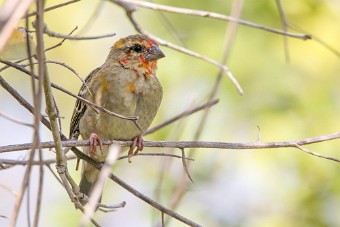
(1, 0, 340, 226)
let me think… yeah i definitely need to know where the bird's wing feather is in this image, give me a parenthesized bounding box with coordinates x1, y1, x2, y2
(69, 67, 101, 139)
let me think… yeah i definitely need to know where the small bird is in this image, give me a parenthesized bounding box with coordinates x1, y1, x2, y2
(69, 34, 165, 201)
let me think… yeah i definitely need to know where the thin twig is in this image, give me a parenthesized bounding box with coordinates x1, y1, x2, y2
(98, 201, 126, 212)
(0, 112, 32, 127)
(25, 0, 81, 18)
(45, 60, 84, 84)
(151, 0, 187, 48)
(44, 27, 78, 52)
(9, 151, 34, 227)
(46, 164, 63, 186)
(180, 148, 193, 183)
(43, 25, 116, 40)
(295, 144, 340, 163)
(0, 155, 77, 166)
(288, 23, 340, 58)
(72, 1, 105, 36)
(21, 60, 91, 96)
(107, 171, 201, 226)
(275, 0, 290, 62)
(33, 148, 44, 227)
(0, 153, 193, 166)
(118, 152, 194, 161)
(146, 99, 219, 135)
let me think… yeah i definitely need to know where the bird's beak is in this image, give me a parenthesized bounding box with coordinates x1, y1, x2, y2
(145, 44, 165, 61)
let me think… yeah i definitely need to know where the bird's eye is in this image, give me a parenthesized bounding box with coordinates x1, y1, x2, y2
(130, 44, 143, 53)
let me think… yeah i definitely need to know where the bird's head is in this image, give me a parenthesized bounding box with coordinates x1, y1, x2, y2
(108, 34, 165, 77)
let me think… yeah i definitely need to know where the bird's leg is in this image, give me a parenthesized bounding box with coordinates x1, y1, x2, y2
(89, 133, 103, 155)
(128, 136, 144, 163)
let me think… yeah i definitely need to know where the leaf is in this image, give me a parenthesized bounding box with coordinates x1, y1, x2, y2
(0, 27, 36, 60)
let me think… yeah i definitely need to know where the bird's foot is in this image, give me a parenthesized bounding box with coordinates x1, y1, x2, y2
(128, 136, 144, 163)
(89, 133, 103, 155)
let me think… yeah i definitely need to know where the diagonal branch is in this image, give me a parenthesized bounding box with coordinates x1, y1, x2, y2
(111, 0, 311, 40)
(25, 0, 81, 18)
(41, 24, 116, 40)
(146, 99, 219, 135)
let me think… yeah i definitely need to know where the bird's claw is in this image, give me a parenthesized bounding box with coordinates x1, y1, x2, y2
(128, 136, 144, 163)
(89, 133, 103, 155)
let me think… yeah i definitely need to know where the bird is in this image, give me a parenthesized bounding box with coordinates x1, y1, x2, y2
(69, 34, 165, 202)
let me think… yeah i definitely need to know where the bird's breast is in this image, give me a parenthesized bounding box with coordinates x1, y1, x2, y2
(80, 67, 162, 141)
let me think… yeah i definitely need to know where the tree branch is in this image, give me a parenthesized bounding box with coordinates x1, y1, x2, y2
(41, 24, 116, 40)
(111, 0, 311, 40)
(1, 132, 340, 161)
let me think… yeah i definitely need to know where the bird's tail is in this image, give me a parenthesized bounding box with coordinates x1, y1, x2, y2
(79, 161, 102, 204)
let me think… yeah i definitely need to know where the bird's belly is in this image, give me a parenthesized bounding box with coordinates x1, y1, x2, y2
(79, 92, 140, 140)
(79, 75, 162, 142)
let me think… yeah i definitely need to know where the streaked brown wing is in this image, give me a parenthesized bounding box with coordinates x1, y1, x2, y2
(69, 67, 101, 139)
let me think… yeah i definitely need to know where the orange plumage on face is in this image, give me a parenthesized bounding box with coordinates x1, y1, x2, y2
(110, 34, 165, 77)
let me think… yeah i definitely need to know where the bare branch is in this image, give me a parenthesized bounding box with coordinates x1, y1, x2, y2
(76, 1, 105, 36)
(25, 0, 81, 18)
(288, 23, 340, 58)
(98, 201, 126, 212)
(1, 131, 340, 157)
(0, 112, 32, 127)
(112, 0, 311, 40)
(41, 24, 116, 40)
(33, 149, 44, 227)
(275, 0, 290, 62)
(0, 153, 192, 167)
(295, 144, 340, 163)
(146, 99, 219, 135)
(180, 148, 193, 183)
(22, 60, 91, 95)
(43, 27, 78, 52)
(107, 170, 201, 226)
(9, 152, 34, 227)
(46, 164, 63, 186)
